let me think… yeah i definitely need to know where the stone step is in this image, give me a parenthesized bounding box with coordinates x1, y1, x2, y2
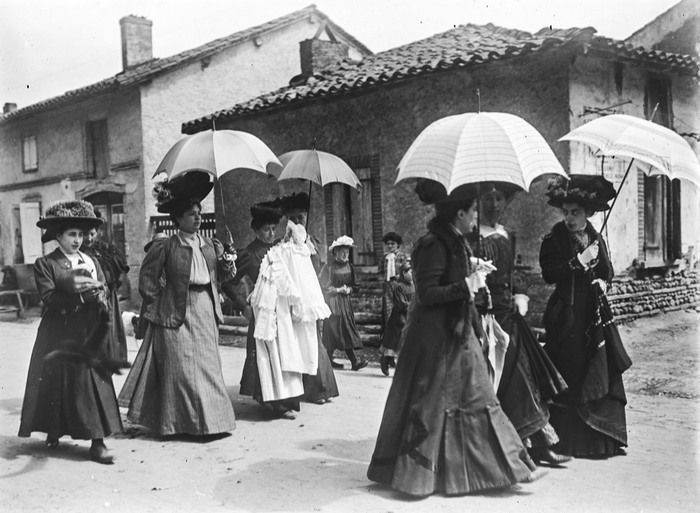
(355, 312, 382, 324)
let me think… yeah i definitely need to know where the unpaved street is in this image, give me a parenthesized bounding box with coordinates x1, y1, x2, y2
(1, 309, 698, 513)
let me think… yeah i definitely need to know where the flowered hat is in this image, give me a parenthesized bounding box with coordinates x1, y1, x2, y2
(37, 200, 103, 242)
(153, 171, 213, 214)
(329, 235, 355, 251)
(546, 175, 616, 212)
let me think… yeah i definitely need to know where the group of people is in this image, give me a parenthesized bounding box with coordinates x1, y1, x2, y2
(17, 168, 630, 498)
(368, 175, 630, 496)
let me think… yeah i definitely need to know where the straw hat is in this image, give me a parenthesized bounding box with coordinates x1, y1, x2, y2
(329, 235, 355, 251)
(37, 200, 103, 243)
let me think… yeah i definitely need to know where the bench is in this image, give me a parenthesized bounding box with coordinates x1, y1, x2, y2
(0, 264, 38, 317)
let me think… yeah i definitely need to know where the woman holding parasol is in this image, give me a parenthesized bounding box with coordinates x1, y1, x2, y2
(539, 175, 629, 458)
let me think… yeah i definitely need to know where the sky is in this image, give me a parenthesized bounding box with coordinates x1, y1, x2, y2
(0, 0, 684, 109)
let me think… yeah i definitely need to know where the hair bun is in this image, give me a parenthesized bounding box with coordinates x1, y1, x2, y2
(414, 179, 447, 205)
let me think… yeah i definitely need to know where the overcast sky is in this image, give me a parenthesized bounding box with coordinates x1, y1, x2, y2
(0, 0, 682, 109)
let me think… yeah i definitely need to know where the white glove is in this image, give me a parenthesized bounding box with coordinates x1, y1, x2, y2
(592, 279, 608, 294)
(513, 294, 529, 316)
(577, 241, 600, 268)
(469, 257, 497, 274)
(466, 271, 488, 294)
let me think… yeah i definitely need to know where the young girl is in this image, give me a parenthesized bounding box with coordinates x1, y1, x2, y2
(319, 236, 367, 371)
(19, 200, 122, 464)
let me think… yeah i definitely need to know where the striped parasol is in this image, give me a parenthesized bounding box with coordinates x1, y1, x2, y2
(395, 112, 567, 192)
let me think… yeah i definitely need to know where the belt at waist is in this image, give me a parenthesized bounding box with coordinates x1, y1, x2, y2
(188, 283, 210, 291)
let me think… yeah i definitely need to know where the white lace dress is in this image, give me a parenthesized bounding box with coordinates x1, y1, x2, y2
(250, 223, 331, 402)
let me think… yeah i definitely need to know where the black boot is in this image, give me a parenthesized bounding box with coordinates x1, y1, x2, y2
(347, 349, 368, 371)
(529, 447, 572, 467)
(380, 356, 390, 376)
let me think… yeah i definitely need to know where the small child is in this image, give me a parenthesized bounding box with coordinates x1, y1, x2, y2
(379, 260, 414, 375)
(319, 236, 367, 371)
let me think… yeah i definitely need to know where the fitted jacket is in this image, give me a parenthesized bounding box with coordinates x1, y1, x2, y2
(139, 234, 230, 328)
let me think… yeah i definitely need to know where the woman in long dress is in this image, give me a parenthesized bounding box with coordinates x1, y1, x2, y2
(222, 200, 301, 419)
(469, 183, 570, 466)
(367, 181, 540, 496)
(19, 200, 122, 464)
(319, 236, 368, 371)
(539, 175, 629, 458)
(119, 174, 236, 436)
(379, 260, 414, 376)
(278, 192, 339, 404)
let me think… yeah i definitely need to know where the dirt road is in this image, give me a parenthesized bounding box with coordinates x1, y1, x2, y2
(1, 309, 698, 512)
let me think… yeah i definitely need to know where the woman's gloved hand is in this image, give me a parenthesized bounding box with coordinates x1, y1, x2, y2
(577, 241, 600, 268)
(513, 294, 530, 316)
(591, 278, 608, 294)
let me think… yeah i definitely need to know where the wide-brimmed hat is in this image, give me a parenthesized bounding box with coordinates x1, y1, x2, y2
(144, 231, 170, 252)
(37, 200, 103, 242)
(153, 171, 214, 214)
(382, 231, 403, 245)
(546, 175, 616, 212)
(329, 235, 355, 251)
(279, 192, 310, 213)
(250, 201, 282, 227)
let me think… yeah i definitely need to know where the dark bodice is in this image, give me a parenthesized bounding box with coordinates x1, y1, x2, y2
(320, 260, 355, 289)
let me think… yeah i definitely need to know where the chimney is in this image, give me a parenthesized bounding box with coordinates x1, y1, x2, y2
(3, 102, 17, 115)
(119, 15, 153, 69)
(299, 38, 349, 77)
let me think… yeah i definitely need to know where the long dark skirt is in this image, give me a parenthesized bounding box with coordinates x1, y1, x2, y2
(496, 311, 567, 440)
(322, 294, 362, 353)
(303, 323, 339, 403)
(19, 309, 122, 440)
(119, 288, 236, 435)
(239, 313, 301, 411)
(368, 318, 534, 496)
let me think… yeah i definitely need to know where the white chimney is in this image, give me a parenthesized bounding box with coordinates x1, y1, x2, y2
(119, 15, 153, 69)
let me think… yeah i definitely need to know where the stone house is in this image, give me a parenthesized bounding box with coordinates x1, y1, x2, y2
(183, 16, 699, 322)
(0, 5, 370, 304)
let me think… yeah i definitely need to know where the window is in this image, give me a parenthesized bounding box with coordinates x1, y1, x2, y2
(86, 119, 109, 178)
(642, 75, 681, 265)
(22, 135, 38, 172)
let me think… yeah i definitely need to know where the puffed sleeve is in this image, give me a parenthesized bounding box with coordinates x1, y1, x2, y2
(318, 263, 334, 296)
(413, 235, 470, 305)
(34, 258, 83, 311)
(139, 238, 168, 313)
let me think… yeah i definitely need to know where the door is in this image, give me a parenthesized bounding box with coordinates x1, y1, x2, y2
(350, 168, 375, 265)
(19, 201, 43, 264)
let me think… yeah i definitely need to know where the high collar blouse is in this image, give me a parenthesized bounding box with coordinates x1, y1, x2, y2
(177, 230, 210, 285)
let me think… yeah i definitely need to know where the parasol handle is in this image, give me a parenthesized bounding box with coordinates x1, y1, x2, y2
(601, 158, 635, 232)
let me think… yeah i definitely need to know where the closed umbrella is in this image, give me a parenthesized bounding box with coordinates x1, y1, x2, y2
(395, 112, 567, 192)
(559, 114, 700, 229)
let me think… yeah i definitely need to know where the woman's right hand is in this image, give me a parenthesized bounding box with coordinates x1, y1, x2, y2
(577, 241, 599, 267)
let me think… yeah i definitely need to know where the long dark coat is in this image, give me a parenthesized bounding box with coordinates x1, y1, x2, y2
(367, 218, 534, 497)
(19, 249, 122, 440)
(540, 220, 628, 457)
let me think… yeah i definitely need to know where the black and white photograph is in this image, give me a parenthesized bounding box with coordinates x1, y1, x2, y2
(1, 0, 698, 511)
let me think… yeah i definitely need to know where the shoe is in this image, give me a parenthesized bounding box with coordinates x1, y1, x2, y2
(45, 437, 59, 449)
(278, 410, 297, 420)
(313, 398, 327, 405)
(351, 360, 368, 371)
(89, 443, 115, 465)
(380, 356, 390, 376)
(388, 357, 396, 368)
(530, 447, 572, 467)
(330, 361, 344, 370)
(522, 467, 548, 483)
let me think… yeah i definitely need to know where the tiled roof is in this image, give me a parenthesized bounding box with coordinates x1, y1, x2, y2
(183, 22, 700, 133)
(1, 4, 369, 123)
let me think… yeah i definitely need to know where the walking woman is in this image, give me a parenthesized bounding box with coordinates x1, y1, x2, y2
(368, 181, 539, 497)
(221, 200, 300, 419)
(379, 260, 414, 376)
(469, 183, 570, 466)
(119, 173, 236, 436)
(19, 200, 122, 464)
(82, 210, 130, 363)
(278, 193, 339, 404)
(319, 236, 368, 371)
(539, 175, 629, 458)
